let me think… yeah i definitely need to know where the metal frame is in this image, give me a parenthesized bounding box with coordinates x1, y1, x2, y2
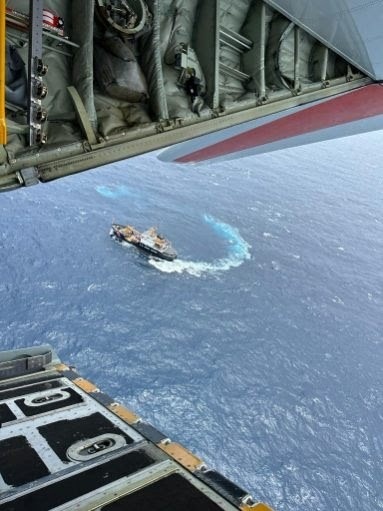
(0, 0, 6, 145)
(27, 0, 47, 146)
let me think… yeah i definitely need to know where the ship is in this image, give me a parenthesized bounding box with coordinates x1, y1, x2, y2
(110, 223, 177, 261)
(0, 345, 271, 511)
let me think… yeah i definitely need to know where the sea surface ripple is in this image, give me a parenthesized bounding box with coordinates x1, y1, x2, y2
(1, 131, 383, 510)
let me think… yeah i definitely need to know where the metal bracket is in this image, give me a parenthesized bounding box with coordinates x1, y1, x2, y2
(0, 349, 52, 380)
(27, 0, 48, 146)
(219, 27, 253, 84)
(16, 166, 40, 186)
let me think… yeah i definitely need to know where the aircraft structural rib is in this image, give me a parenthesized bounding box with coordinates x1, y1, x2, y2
(263, 0, 383, 81)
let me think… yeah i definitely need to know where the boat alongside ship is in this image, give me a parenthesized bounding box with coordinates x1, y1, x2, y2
(110, 223, 177, 261)
(0, 345, 272, 511)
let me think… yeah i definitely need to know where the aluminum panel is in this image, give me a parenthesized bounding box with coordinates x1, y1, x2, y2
(264, 0, 383, 80)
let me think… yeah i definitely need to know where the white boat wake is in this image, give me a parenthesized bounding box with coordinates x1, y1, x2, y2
(149, 215, 251, 276)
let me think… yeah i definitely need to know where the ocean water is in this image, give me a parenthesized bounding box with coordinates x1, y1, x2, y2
(1, 131, 383, 510)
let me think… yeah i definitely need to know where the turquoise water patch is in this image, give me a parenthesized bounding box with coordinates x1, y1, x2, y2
(95, 185, 131, 199)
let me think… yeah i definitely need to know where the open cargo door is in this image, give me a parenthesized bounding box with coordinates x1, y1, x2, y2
(0, 0, 381, 191)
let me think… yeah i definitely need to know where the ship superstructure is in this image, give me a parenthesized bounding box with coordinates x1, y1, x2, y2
(111, 223, 177, 261)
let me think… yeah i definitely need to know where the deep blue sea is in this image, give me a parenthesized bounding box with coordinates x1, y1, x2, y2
(1, 132, 383, 510)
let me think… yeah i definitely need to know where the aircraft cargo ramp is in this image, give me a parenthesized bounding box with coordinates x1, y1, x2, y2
(0, 345, 272, 511)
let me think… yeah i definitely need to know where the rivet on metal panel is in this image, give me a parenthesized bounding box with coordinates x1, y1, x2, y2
(158, 442, 203, 471)
(73, 377, 98, 393)
(108, 403, 140, 424)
